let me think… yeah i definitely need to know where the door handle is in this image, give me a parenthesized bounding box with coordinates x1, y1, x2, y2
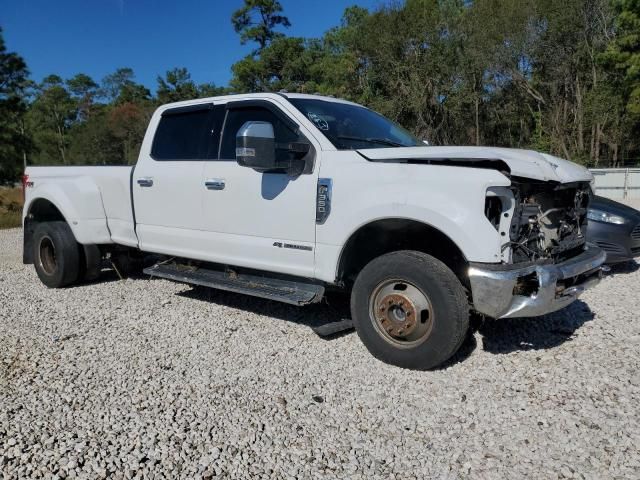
(205, 179, 225, 190)
(137, 177, 154, 187)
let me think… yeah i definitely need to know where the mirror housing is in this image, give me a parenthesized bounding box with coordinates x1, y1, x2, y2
(236, 120, 313, 175)
(236, 121, 277, 172)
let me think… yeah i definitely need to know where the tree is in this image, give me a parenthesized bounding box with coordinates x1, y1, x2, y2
(1, 0, 639, 173)
(101, 68, 150, 104)
(231, 36, 317, 92)
(600, 0, 640, 116)
(101, 67, 135, 101)
(118, 82, 152, 104)
(66, 73, 98, 120)
(232, 0, 291, 52)
(66, 105, 120, 166)
(28, 75, 77, 165)
(197, 82, 230, 97)
(108, 102, 150, 165)
(156, 67, 199, 103)
(0, 27, 30, 182)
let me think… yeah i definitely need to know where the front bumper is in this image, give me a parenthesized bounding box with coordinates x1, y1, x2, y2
(468, 245, 606, 319)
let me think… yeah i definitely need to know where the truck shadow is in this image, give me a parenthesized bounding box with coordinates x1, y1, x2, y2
(177, 286, 595, 364)
(177, 287, 355, 338)
(477, 299, 595, 355)
(607, 259, 639, 275)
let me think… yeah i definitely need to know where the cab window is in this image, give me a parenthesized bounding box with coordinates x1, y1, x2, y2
(219, 106, 299, 161)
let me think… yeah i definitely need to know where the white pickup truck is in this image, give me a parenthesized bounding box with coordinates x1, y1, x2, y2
(22, 93, 606, 369)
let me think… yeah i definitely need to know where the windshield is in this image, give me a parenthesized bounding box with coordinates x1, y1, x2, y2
(289, 98, 422, 150)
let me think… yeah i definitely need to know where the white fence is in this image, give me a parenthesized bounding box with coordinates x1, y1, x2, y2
(590, 168, 640, 200)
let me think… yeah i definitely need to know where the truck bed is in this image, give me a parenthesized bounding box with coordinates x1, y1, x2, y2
(23, 166, 138, 247)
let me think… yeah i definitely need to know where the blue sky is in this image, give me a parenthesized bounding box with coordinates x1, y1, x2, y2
(1, 0, 381, 91)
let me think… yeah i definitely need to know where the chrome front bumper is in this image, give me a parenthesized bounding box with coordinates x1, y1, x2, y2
(468, 246, 606, 319)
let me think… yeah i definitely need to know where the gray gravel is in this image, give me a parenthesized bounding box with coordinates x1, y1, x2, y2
(1, 228, 639, 479)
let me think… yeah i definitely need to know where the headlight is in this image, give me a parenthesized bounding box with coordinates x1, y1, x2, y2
(587, 208, 626, 225)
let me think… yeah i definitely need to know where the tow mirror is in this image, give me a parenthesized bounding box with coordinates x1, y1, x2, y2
(236, 121, 277, 172)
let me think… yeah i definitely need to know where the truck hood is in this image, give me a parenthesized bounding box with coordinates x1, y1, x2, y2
(358, 146, 593, 183)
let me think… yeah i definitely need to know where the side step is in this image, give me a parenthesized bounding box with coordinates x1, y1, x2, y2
(144, 262, 325, 306)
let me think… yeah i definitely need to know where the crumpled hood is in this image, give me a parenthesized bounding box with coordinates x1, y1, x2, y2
(358, 146, 593, 183)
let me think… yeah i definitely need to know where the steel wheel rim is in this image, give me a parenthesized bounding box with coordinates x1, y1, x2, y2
(39, 235, 57, 276)
(369, 278, 434, 349)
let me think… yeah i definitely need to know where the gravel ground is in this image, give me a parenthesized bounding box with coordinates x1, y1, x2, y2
(1, 228, 639, 479)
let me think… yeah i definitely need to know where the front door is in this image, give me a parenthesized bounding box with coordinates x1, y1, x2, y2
(200, 101, 319, 278)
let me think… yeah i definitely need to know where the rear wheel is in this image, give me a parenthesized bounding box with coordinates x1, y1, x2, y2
(32, 221, 80, 288)
(350, 250, 469, 370)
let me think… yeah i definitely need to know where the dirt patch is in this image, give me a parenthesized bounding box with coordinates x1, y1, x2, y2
(0, 187, 23, 229)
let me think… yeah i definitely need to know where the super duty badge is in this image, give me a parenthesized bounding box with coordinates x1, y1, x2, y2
(316, 178, 332, 224)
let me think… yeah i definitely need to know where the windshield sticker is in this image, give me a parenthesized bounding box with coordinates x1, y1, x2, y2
(308, 112, 329, 131)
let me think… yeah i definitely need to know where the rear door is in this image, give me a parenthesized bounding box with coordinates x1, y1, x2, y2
(133, 103, 225, 258)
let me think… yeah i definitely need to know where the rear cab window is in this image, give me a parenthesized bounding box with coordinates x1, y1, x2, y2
(151, 104, 225, 160)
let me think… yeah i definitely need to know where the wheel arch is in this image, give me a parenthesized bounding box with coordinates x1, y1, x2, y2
(22, 178, 113, 265)
(336, 217, 470, 289)
(23, 197, 69, 264)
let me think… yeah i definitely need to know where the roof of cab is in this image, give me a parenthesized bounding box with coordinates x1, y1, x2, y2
(156, 92, 360, 112)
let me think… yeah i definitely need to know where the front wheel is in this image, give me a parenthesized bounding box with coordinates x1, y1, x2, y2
(350, 251, 469, 370)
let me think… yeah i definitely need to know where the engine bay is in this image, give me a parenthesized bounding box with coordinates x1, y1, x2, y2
(486, 181, 591, 263)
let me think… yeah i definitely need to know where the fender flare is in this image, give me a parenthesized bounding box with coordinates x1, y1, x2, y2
(334, 215, 471, 282)
(24, 182, 111, 244)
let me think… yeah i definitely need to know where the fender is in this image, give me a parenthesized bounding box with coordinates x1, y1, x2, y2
(313, 155, 512, 283)
(318, 209, 488, 284)
(25, 179, 111, 245)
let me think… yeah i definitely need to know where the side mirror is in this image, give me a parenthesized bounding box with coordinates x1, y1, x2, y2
(236, 121, 277, 172)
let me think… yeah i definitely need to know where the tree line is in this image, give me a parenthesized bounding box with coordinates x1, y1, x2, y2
(1, 0, 639, 183)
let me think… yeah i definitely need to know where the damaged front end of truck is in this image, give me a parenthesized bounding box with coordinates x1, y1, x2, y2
(354, 146, 607, 320)
(471, 178, 606, 319)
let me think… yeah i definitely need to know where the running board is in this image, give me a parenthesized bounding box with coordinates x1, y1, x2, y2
(144, 263, 325, 306)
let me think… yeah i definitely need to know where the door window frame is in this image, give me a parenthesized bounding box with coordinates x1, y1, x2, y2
(217, 99, 309, 161)
(150, 103, 225, 161)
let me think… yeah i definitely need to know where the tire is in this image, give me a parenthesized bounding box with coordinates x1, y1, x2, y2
(32, 221, 80, 288)
(78, 244, 102, 282)
(350, 250, 469, 370)
(110, 250, 144, 278)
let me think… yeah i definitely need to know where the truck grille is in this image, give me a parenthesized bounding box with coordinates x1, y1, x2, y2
(632, 224, 640, 240)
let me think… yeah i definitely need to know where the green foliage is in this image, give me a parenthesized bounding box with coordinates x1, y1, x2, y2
(157, 68, 228, 104)
(28, 75, 77, 165)
(2, 0, 640, 182)
(101, 68, 151, 104)
(231, 37, 325, 92)
(231, 0, 291, 52)
(0, 27, 30, 183)
(157, 67, 199, 103)
(600, 0, 640, 115)
(228, 0, 640, 165)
